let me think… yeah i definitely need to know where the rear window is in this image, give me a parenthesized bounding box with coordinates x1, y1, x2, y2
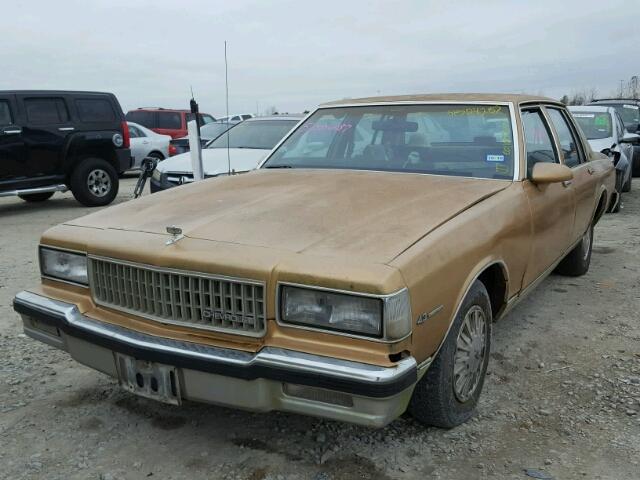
(24, 97, 69, 124)
(264, 104, 515, 180)
(75, 98, 116, 122)
(157, 112, 182, 129)
(126, 111, 156, 128)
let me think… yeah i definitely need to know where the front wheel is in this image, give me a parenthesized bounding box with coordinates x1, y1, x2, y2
(555, 223, 593, 276)
(18, 192, 54, 202)
(408, 281, 492, 428)
(70, 157, 119, 207)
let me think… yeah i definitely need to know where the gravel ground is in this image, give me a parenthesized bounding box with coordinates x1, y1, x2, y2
(1, 177, 639, 480)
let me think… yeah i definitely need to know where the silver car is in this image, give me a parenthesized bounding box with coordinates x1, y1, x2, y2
(569, 105, 637, 211)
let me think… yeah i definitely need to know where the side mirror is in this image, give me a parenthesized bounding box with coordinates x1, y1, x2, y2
(620, 132, 640, 143)
(530, 163, 573, 184)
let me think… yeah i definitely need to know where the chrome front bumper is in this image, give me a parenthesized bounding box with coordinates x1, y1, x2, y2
(13, 291, 418, 427)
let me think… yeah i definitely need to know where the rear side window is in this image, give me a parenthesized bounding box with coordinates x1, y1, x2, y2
(521, 109, 558, 177)
(24, 97, 69, 124)
(75, 98, 116, 122)
(128, 125, 144, 138)
(126, 111, 156, 128)
(0, 101, 12, 125)
(157, 112, 182, 129)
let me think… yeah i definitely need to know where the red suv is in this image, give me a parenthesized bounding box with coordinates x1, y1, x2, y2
(125, 108, 216, 139)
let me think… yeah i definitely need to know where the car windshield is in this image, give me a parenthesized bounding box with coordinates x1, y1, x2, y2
(572, 112, 613, 139)
(263, 104, 515, 180)
(200, 122, 232, 140)
(611, 104, 640, 130)
(207, 120, 298, 149)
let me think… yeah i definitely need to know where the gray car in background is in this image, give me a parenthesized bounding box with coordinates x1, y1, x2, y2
(569, 105, 638, 211)
(588, 99, 640, 176)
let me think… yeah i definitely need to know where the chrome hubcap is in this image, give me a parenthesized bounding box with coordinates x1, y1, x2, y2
(454, 305, 487, 402)
(582, 228, 591, 260)
(87, 169, 111, 197)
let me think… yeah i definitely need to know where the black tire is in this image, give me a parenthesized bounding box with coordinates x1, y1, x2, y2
(408, 281, 492, 428)
(632, 146, 640, 177)
(555, 223, 593, 276)
(148, 151, 164, 161)
(622, 171, 632, 192)
(18, 192, 54, 202)
(70, 157, 119, 207)
(610, 193, 621, 213)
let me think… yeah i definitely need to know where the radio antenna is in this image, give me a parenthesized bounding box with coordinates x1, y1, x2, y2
(224, 41, 231, 176)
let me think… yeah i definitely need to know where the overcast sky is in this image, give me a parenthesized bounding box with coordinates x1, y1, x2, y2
(2, 0, 639, 116)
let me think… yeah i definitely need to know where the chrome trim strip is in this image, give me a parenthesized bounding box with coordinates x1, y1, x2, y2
(0, 184, 68, 197)
(14, 291, 416, 386)
(87, 255, 267, 338)
(275, 282, 412, 343)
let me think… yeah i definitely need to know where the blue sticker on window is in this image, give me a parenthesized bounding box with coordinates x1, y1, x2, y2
(486, 154, 505, 162)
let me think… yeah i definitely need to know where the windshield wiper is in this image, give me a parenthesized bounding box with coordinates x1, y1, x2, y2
(265, 164, 293, 169)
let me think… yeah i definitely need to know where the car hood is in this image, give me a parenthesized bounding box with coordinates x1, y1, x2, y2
(156, 148, 269, 176)
(587, 137, 615, 153)
(65, 169, 509, 264)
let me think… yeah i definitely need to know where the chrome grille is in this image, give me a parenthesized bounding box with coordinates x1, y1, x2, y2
(88, 257, 265, 336)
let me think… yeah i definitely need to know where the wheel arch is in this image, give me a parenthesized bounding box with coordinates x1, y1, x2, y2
(592, 187, 608, 225)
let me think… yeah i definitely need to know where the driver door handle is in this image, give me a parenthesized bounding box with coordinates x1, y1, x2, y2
(2, 127, 22, 135)
(562, 180, 573, 187)
(587, 166, 595, 175)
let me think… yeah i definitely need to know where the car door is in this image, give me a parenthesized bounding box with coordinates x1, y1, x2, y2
(128, 124, 148, 168)
(545, 106, 596, 242)
(521, 107, 575, 287)
(0, 94, 26, 183)
(19, 94, 75, 178)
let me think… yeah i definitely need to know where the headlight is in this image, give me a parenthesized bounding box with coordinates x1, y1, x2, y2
(39, 247, 88, 285)
(151, 168, 162, 182)
(280, 285, 411, 340)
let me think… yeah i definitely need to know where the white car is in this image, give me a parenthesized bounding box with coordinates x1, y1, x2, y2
(216, 113, 254, 124)
(127, 122, 171, 169)
(569, 106, 638, 211)
(150, 115, 302, 192)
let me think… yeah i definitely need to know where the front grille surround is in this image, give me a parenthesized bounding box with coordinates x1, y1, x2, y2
(88, 256, 266, 337)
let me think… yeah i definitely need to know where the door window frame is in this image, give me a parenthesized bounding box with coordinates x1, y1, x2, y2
(0, 98, 14, 126)
(543, 105, 587, 168)
(520, 105, 561, 179)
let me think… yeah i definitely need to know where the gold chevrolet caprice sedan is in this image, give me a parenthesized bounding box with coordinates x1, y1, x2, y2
(14, 94, 615, 428)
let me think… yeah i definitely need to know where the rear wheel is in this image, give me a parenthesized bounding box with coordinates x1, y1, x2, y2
(555, 222, 593, 276)
(18, 192, 54, 202)
(622, 171, 632, 192)
(632, 146, 640, 177)
(70, 157, 119, 207)
(408, 281, 492, 428)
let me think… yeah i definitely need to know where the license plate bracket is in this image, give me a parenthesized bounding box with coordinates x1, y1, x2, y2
(115, 353, 181, 405)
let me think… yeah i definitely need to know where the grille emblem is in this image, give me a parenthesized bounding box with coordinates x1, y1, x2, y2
(166, 225, 185, 245)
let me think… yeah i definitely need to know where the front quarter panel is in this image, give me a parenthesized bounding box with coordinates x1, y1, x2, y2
(389, 183, 530, 364)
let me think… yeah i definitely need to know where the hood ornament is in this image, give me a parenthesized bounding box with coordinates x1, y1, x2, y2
(166, 225, 185, 245)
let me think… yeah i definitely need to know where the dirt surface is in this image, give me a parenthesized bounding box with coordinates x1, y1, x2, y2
(1, 177, 639, 480)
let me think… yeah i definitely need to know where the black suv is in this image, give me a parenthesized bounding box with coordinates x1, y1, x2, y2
(0, 90, 132, 206)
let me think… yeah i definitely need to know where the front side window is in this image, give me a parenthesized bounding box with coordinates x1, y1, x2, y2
(75, 99, 115, 122)
(207, 120, 297, 149)
(263, 104, 515, 180)
(0, 101, 12, 125)
(157, 112, 182, 129)
(572, 111, 613, 140)
(521, 109, 558, 177)
(24, 97, 69, 124)
(128, 125, 144, 138)
(547, 108, 582, 168)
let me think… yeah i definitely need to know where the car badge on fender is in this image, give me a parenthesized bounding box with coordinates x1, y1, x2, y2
(166, 225, 185, 245)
